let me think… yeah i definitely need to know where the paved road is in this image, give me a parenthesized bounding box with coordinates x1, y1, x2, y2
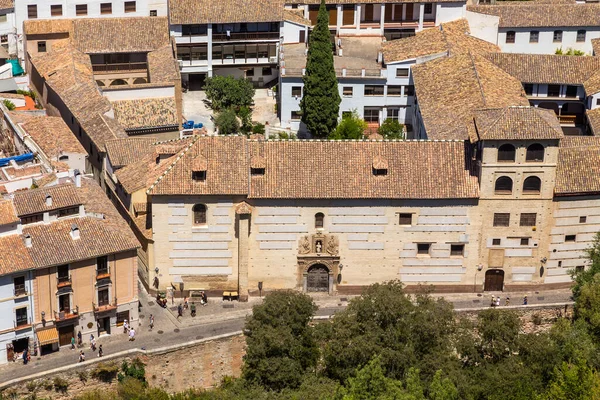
(0, 287, 573, 383)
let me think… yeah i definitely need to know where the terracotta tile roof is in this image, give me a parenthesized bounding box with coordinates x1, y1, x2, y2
(586, 108, 600, 136)
(13, 184, 81, 216)
(467, 3, 600, 28)
(17, 115, 86, 158)
(105, 138, 156, 168)
(411, 53, 529, 140)
(382, 19, 499, 63)
(559, 135, 600, 148)
(556, 145, 600, 195)
(283, 9, 312, 26)
(111, 98, 179, 131)
(248, 140, 478, 199)
(72, 17, 170, 54)
(485, 53, 600, 94)
(0, 200, 18, 225)
(29, 45, 127, 149)
(169, 0, 285, 24)
(0, 0, 13, 10)
(148, 45, 180, 84)
(23, 19, 73, 36)
(0, 235, 34, 275)
(593, 39, 600, 56)
(288, 0, 450, 3)
(33, 173, 58, 188)
(148, 135, 249, 195)
(473, 107, 563, 142)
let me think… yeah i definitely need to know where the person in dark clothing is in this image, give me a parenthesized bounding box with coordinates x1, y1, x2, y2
(177, 303, 183, 318)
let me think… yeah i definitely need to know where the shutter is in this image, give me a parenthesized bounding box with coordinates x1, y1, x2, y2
(342, 5, 354, 25)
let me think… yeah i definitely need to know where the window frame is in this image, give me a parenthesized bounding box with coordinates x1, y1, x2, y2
(13, 276, 26, 296)
(193, 204, 207, 225)
(523, 176, 542, 194)
(97, 286, 110, 306)
(398, 213, 412, 225)
(100, 2, 112, 14)
(27, 4, 37, 19)
(529, 31, 539, 43)
(494, 176, 513, 194)
(526, 143, 544, 162)
(493, 213, 510, 227)
(565, 234, 576, 243)
(395, 68, 409, 77)
(51, 4, 63, 16)
(580, 216, 587, 224)
(424, 3, 433, 14)
(315, 212, 324, 229)
(363, 108, 380, 123)
(124, 1, 136, 13)
(291, 110, 302, 120)
(497, 143, 516, 162)
(342, 86, 353, 96)
(37, 41, 47, 53)
(520, 238, 530, 246)
(15, 307, 28, 327)
(291, 86, 302, 97)
(505, 31, 516, 44)
(364, 85, 385, 96)
(577, 30, 586, 43)
(417, 243, 431, 255)
(387, 85, 402, 96)
(450, 244, 464, 256)
(492, 238, 501, 246)
(520, 213, 537, 226)
(75, 4, 88, 16)
(553, 30, 563, 43)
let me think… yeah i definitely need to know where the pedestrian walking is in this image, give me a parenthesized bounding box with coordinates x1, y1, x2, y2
(91, 337, 96, 351)
(149, 314, 154, 331)
(202, 291, 208, 306)
(129, 328, 136, 341)
(495, 297, 500, 307)
(184, 297, 189, 310)
(23, 349, 28, 365)
(79, 351, 85, 362)
(523, 295, 528, 305)
(177, 303, 183, 318)
(77, 331, 82, 347)
(505, 297, 510, 306)
(491, 295, 496, 307)
(98, 345, 103, 357)
(71, 336, 76, 350)
(191, 302, 196, 317)
(123, 319, 129, 334)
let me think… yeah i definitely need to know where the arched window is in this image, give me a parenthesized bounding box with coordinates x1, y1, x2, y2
(495, 176, 513, 194)
(523, 176, 541, 194)
(315, 213, 324, 229)
(497, 144, 516, 162)
(526, 143, 544, 162)
(193, 204, 207, 225)
(110, 79, 127, 86)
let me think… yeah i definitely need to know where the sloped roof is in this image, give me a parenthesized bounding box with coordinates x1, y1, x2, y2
(15, 114, 86, 157)
(105, 138, 156, 168)
(283, 9, 312, 26)
(586, 108, 600, 136)
(383, 19, 499, 63)
(411, 53, 529, 140)
(593, 39, 600, 56)
(485, 53, 600, 94)
(0, 235, 34, 275)
(13, 184, 81, 216)
(473, 107, 563, 142)
(467, 3, 600, 28)
(556, 145, 600, 195)
(148, 45, 180, 84)
(0, 200, 18, 225)
(0, 0, 13, 10)
(169, 0, 285, 24)
(111, 98, 179, 131)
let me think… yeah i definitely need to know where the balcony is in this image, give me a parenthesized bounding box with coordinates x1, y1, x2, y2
(93, 298, 118, 313)
(57, 275, 71, 288)
(54, 306, 79, 321)
(13, 284, 27, 297)
(92, 62, 148, 73)
(14, 318, 31, 330)
(212, 32, 280, 41)
(96, 268, 110, 280)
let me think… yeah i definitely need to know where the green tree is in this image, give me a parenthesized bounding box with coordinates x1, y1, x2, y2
(329, 110, 367, 140)
(300, 0, 340, 137)
(428, 370, 458, 400)
(242, 290, 319, 391)
(575, 275, 600, 340)
(204, 76, 255, 111)
(543, 360, 600, 400)
(378, 119, 405, 139)
(238, 106, 253, 134)
(215, 108, 240, 135)
(476, 309, 521, 363)
(338, 356, 406, 400)
(2, 99, 15, 111)
(571, 232, 600, 299)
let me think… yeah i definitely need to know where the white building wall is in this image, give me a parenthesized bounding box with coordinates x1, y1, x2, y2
(465, 10, 499, 45)
(0, 9, 17, 56)
(435, 3, 465, 25)
(282, 21, 307, 44)
(0, 271, 35, 365)
(497, 27, 600, 55)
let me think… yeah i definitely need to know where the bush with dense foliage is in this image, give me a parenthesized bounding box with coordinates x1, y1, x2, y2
(328, 110, 367, 140)
(204, 76, 255, 111)
(214, 108, 240, 135)
(378, 119, 405, 139)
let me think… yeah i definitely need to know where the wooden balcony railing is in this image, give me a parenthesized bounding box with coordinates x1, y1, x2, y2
(92, 62, 147, 73)
(212, 32, 280, 41)
(96, 268, 110, 280)
(54, 306, 79, 321)
(14, 284, 27, 297)
(93, 298, 118, 313)
(57, 275, 71, 288)
(14, 318, 30, 329)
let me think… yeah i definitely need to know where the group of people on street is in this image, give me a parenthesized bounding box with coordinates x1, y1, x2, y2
(490, 295, 528, 307)
(123, 319, 136, 341)
(177, 292, 208, 319)
(74, 332, 103, 362)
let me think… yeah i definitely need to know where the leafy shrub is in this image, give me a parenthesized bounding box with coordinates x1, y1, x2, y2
(26, 381, 38, 392)
(41, 379, 54, 391)
(53, 376, 69, 393)
(378, 118, 405, 139)
(117, 358, 146, 384)
(215, 108, 240, 135)
(532, 313, 543, 326)
(555, 47, 586, 56)
(204, 76, 255, 111)
(2, 100, 15, 111)
(77, 370, 88, 382)
(252, 123, 266, 135)
(329, 110, 367, 140)
(91, 362, 119, 383)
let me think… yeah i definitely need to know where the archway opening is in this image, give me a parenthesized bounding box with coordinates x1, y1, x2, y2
(307, 264, 329, 292)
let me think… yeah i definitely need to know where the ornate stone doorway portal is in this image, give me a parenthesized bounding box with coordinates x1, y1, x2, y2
(307, 264, 329, 292)
(297, 233, 340, 295)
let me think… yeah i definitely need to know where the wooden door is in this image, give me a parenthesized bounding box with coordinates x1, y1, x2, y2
(307, 265, 329, 292)
(484, 270, 505, 292)
(58, 325, 73, 347)
(364, 4, 374, 22)
(299, 30, 305, 43)
(342, 5, 354, 25)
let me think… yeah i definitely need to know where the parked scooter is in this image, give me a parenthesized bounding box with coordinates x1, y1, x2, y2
(156, 292, 168, 308)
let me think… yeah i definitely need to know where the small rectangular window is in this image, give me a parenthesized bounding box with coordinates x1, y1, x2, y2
(251, 168, 265, 175)
(76, 4, 88, 16)
(58, 207, 79, 218)
(553, 30, 563, 43)
(100, 3, 112, 14)
(547, 85, 561, 97)
(399, 213, 412, 225)
(450, 244, 464, 256)
(22, 214, 43, 225)
(577, 30, 586, 43)
(124, 1, 136, 13)
(396, 68, 409, 77)
(565, 234, 576, 242)
(291, 86, 302, 97)
(520, 238, 529, 246)
(262, 67, 273, 76)
(520, 213, 536, 227)
(373, 168, 388, 176)
(192, 171, 206, 181)
(13, 276, 26, 296)
(37, 41, 47, 53)
(364, 85, 384, 96)
(580, 216, 587, 223)
(363, 108, 380, 122)
(576, 265, 585, 273)
(566, 85, 578, 98)
(529, 31, 539, 43)
(523, 84, 534, 95)
(291, 110, 302, 120)
(150, 9, 157, 16)
(493, 213, 510, 227)
(28, 5, 37, 19)
(98, 287, 110, 306)
(492, 238, 501, 246)
(424, 4, 433, 14)
(51, 4, 63, 16)
(343, 86, 353, 96)
(387, 85, 402, 96)
(417, 243, 431, 255)
(506, 31, 516, 44)
(15, 307, 28, 327)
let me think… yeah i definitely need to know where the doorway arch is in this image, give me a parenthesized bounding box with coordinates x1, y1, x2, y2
(307, 264, 330, 292)
(484, 269, 505, 292)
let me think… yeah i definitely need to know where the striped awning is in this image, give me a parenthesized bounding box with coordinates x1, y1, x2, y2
(37, 327, 59, 346)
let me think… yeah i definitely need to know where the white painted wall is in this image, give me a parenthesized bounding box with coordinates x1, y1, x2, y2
(435, 3, 465, 25)
(282, 21, 307, 44)
(465, 10, 499, 45)
(0, 271, 35, 365)
(497, 27, 600, 55)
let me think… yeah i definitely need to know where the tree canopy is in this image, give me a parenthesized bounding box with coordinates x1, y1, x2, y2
(204, 76, 255, 111)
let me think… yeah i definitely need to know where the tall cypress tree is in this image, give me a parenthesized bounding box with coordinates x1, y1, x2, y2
(300, 0, 340, 137)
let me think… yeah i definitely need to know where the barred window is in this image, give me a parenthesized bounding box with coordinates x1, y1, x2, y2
(493, 213, 510, 227)
(520, 213, 536, 226)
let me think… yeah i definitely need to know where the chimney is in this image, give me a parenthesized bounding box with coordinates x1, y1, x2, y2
(24, 234, 32, 248)
(45, 194, 52, 207)
(70, 224, 80, 240)
(74, 169, 81, 188)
